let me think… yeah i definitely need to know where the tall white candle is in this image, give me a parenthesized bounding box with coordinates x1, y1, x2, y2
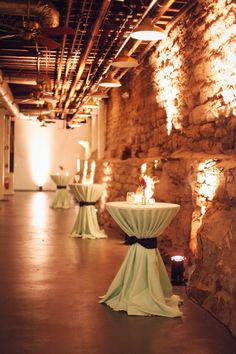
(82, 160, 88, 184)
(90, 160, 96, 184)
(77, 159, 80, 172)
(141, 163, 147, 174)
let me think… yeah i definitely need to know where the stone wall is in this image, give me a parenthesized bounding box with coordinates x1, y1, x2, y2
(95, 0, 236, 336)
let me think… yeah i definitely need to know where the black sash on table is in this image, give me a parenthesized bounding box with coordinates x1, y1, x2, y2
(79, 201, 96, 207)
(57, 186, 67, 189)
(125, 236, 157, 249)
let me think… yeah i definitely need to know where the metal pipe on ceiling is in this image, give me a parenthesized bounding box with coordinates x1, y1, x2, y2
(73, 0, 161, 110)
(0, 0, 59, 28)
(57, 0, 88, 106)
(54, 0, 73, 97)
(4, 74, 51, 87)
(0, 70, 22, 118)
(98, 0, 161, 82)
(20, 108, 54, 116)
(135, 0, 198, 64)
(62, 0, 112, 115)
(116, 0, 188, 81)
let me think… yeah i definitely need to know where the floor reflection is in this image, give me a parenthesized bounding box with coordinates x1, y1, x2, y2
(30, 192, 48, 228)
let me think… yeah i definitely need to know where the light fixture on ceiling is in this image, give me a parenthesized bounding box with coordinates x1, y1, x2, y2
(111, 51, 139, 68)
(82, 98, 99, 109)
(99, 74, 121, 88)
(90, 89, 109, 99)
(74, 109, 91, 118)
(130, 17, 165, 41)
(67, 121, 81, 129)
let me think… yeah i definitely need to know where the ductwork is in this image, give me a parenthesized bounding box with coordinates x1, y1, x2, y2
(0, 0, 59, 28)
(5, 73, 52, 91)
(20, 108, 55, 118)
(0, 69, 23, 118)
(0, 69, 55, 119)
(5, 75, 38, 86)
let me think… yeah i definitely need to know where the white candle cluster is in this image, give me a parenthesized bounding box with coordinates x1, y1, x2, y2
(126, 161, 159, 205)
(81, 160, 96, 185)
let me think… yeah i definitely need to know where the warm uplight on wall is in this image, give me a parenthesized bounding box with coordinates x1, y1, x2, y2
(190, 159, 221, 254)
(29, 130, 50, 188)
(197, 159, 220, 213)
(154, 40, 183, 135)
(100, 162, 113, 211)
(204, 10, 236, 108)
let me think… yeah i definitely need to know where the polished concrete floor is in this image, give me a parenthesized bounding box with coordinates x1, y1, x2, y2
(0, 192, 235, 354)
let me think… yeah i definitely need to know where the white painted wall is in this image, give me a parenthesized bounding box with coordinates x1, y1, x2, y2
(14, 119, 89, 190)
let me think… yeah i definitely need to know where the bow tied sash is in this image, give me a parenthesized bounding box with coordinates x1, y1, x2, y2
(126, 236, 157, 249)
(79, 201, 96, 207)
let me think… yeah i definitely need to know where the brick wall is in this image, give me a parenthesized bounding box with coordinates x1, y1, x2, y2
(95, 0, 236, 336)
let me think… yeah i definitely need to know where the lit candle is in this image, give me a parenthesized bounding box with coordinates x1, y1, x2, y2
(82, 160, 88, 184)
(90, 160, 96, 184)
(77, 159, 80, 172)
(144, 175, 154, 202)
(134, 193, 143, 204)
(56, 172, 60, 176)
(65, 172, 69, 176)
(140, 163, 147, 174)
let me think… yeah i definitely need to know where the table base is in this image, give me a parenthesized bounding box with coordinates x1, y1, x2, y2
(99, 244, 182, 317)
(70, 206, 107, 239)
(50, 189, 72, 209)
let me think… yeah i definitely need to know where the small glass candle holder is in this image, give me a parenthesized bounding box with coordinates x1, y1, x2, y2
(134, 193, 143, 204)
(74, 174, 80, 184)
(126, 192, 135, 204)
(148, 198, 155, 204)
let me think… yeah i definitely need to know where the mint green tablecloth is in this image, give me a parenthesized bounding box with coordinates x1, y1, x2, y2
(69, 183, 107, 239)
(50, 175, 72, 209)
(100, 202, 182, 317)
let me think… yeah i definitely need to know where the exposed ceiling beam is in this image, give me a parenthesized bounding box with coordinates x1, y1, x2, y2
(58, 0, 88, 107)
(116, 0, 195, 82)
(137, 0, 199, 64)
(54, 0, 73, 97)
(62, 0, 112, 116)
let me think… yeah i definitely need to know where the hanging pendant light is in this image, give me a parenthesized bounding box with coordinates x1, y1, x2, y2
(111, 51, 139, 68)
(90, 89, 109, 99)
(82, 98, 99, 109)
(74, 108, 91, 118)
(74, 112, 91, 118)
(99, 74, 121, 88)
(130, 17, 165, 41)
